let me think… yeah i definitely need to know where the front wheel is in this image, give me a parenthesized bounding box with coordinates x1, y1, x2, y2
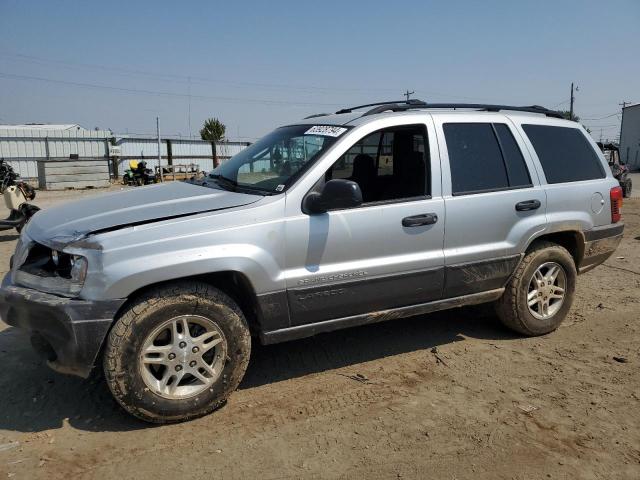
(103, 282, 251, 423)
(496, 241, 576, 336)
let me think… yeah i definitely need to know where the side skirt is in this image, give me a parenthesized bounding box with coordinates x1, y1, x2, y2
(260, 288, 504, 345)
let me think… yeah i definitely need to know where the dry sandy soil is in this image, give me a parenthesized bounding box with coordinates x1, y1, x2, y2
(0, 186, 639, 480)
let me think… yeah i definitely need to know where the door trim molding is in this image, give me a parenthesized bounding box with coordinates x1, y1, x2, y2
(260, 288, 504, 344)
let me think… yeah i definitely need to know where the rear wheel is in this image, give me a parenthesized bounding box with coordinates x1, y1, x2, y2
(623, 179, 632, 198)
(496, 241, 576, 336)
(103, 282, 251, 423)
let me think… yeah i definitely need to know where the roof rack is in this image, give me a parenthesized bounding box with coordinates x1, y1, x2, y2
(303, 113, 331, 119)
(416, 103, 565, 119)
(305, 100, 564, 122)
(335, 99, 426, 115)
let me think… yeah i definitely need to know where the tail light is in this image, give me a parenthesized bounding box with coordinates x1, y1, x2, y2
(610, 186, 623, 223)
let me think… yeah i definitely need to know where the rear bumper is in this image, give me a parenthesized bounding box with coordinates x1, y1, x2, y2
(579, 224, 624, 274)
(0, 274, 125, 378)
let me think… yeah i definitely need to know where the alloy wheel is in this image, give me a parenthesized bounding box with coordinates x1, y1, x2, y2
(139, 315, 227, 399)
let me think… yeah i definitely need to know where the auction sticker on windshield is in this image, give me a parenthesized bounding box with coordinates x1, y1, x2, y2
(305, 125, 347, 137)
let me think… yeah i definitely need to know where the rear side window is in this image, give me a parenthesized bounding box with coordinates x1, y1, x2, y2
(494, 124, 531, 187)
(444, 123, 531, 195)
(522, 124, 605, 184)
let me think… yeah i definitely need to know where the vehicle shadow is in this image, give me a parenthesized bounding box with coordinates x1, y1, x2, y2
(241, 305, 517, 389)
(0, 305, 517, 434)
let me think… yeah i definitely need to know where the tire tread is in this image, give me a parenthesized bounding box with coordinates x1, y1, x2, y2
(103, 281, 250, 423)
(496, 241, 575, 336)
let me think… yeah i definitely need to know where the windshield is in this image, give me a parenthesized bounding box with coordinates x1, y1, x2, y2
(209, 125, 346, 193)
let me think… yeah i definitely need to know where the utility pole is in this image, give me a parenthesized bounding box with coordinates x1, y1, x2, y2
(156, 116, 163, 182)
(403, 89, 414, 101)
(569, 82, 575, 120)
(188, 76, 192, 139)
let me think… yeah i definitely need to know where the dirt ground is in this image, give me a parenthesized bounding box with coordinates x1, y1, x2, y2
(0, 185, 639, 480)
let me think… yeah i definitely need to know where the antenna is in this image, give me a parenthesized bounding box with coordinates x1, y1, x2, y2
(403, 89, 415, 101)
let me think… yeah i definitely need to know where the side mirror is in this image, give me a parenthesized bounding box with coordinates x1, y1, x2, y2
(303, 179, 363, 214)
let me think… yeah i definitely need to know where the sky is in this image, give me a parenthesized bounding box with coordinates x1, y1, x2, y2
(0, 0, 637, 142)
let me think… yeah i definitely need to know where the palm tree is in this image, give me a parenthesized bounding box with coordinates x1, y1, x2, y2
(200, 118, 226, 166)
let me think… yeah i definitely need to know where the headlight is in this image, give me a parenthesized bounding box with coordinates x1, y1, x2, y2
(70, 255, 88, 285)
(14, 243, 89, 297)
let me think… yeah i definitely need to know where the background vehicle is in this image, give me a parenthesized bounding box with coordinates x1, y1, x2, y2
(598, 142, 632, 198)
(0, 158, 40, 233)
(123, 160, 158, 186)
(0, 101, 624, 423)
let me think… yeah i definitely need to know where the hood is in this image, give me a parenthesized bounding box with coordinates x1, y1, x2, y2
(26, 182, 261, 244)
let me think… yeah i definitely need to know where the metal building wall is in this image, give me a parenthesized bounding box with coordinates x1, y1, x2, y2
(0, 127, 111, 180)
(620, 104, 640, 171)
(1, 127, 250, 181)
(114, 138, 249, 176)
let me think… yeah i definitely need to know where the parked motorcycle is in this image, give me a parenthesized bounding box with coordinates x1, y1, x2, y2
(0, 158, 40, 233)
(123, 160, 158, 186)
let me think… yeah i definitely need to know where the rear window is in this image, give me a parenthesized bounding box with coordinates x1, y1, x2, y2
(494, 124, 531, 188)
(444, 123, 531, 195)
(522, 124, 605, 184)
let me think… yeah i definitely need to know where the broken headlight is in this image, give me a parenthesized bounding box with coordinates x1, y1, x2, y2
(14, 243, 89, 297)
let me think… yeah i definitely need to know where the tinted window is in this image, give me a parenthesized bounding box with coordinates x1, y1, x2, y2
(327, 125, 429, 203)
(444, 123, 508, 194)
(522, 124, 605, 184)
(494, 123, 531, 187)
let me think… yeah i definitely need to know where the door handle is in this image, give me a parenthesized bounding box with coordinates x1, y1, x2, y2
(402, 213, 438, 227)
(515, 199, 541, 211)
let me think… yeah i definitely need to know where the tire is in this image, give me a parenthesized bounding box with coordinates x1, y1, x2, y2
(496, 241, 576, 336)
(623, 179, 632, 198)
(103, 281, 251, 423)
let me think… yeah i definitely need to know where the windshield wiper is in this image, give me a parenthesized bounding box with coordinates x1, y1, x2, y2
(209, 173, 276, 196)
(210, 174, 237, 191)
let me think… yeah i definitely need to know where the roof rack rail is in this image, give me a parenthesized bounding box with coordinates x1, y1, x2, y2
(303, 113, 331, 119)
(417, 103, 565, 119)
(362, 102, 428, 116)
(335, 99, 426, 115)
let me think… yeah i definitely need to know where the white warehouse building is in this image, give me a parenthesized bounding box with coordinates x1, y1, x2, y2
(0, 124, 250, 188)
(620, 103, 640, 171)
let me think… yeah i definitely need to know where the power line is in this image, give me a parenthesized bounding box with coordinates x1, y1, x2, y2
(0, 51, 530, 103)
(581, 112, 621, 120)
(0, 51, 400, 94)
(0, 72, 345, 107)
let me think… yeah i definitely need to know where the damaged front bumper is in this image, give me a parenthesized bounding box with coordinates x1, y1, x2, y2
(0, 274, 125, 378)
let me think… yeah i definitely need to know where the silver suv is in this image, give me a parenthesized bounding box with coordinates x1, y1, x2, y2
(0, 101, 624, 422)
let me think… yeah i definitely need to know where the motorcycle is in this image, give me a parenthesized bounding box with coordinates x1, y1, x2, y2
(0, 158, 40, 233)
(123, 160, 158, 186)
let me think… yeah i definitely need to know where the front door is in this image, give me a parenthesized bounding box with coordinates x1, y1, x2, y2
(284, 120, 446, 326)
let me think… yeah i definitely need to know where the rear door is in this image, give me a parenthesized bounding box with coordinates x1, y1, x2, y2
(434, 114, 547, 298)
(513, 120, 613, 229)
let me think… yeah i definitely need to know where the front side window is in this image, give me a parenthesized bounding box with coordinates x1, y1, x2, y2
(522, 124, 605, 184)
(444, 123, 532, 195)
(210, 125, 345, 194)
(325, 125, 430, 203)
